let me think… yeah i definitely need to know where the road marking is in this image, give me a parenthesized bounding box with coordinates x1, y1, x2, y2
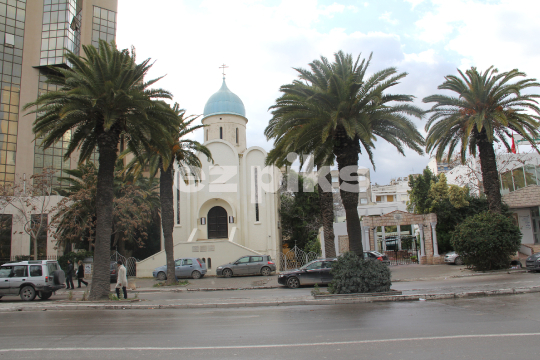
(1, 333, 540, 352)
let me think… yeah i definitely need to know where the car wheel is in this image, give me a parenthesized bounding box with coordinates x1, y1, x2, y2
(261, 267, 271, 276)
(38, 291, 52, 300)
(223, 268, 233, 278)
(287, 277, 300, 289)
(455, 257, 463, 265)
(191, 270, 201, 279)
(157, 272, 166, 281)
(20, 286, 36, 301)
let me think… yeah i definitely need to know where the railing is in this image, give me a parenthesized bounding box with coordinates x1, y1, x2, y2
(279, 246, 319, 271)
(111, 251, 138, 277)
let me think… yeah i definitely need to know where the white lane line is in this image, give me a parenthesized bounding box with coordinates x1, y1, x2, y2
(1, 333, 540, 352)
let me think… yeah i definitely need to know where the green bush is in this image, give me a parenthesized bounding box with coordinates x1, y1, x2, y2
(329, 252, 392, 294)
(451, 211, 521, 271)
(58, 251, 94, 271)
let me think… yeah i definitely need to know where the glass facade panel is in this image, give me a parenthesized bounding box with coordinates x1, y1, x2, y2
(500, 170, 513, 195)
(40, 0, 82, 66)
(0, 0, 24, 186)
(513, 167, 525, 190)
(29, 214, 47, 259)
(525, 165, 537, 187)
(91, 5, 116, 48)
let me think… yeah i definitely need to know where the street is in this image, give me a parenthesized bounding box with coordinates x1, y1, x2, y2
(1, 293, 540, 359)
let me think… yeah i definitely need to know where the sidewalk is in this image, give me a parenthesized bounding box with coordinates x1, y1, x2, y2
(0, 264, 535, 312)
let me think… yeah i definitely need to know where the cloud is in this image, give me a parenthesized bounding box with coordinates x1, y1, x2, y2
(379, 11, 399, 25)
(405, 0, 427, 9)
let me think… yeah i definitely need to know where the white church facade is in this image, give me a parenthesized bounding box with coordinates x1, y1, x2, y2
(137, 79, 281, 276)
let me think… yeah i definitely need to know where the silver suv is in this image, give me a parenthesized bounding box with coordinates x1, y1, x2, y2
(0, 260, 66, 301)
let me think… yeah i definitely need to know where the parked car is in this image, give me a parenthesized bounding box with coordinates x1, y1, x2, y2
(363, 251, 390, 265)
(278, 258, 337, 288)
(216, 255, 276, 277)
(526, 253, 540, 271)
(444, 251, 463, 265)
(152, 258, 207, 280)
(0, 260, 65, 301)
(110, 261, 118, 283)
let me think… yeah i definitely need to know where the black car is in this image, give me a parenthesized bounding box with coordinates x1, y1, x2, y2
(278, 258, 337, 289)
(363, 251, 390, 265)
(110, 261, 117, 283)
(526, 253, 540, 271)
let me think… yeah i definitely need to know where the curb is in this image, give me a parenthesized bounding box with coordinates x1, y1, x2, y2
(393, 269, 528, 282)
(2, 285, 540, 313)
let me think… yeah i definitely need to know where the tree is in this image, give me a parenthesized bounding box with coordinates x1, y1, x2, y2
(52, 161, 160, 255)
(266, 51, 424, 255)
(124, 104, 212, 285)
(424, 66, 540, 214)
(407, 167, 438, 214)
(24, 40, 177, 300)
(0, 168, 56, 260)
(279, 174, 322, 252)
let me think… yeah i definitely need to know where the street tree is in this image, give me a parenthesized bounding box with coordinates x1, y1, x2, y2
(266, 51, 424, 255)
(424, 66, 540, 214)
(24, 40, 178, 299)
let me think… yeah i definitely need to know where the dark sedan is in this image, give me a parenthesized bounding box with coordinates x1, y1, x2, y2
(363, 251, 390, 265)
(526, 253, 540, 271)
(278, 258, 337, 288)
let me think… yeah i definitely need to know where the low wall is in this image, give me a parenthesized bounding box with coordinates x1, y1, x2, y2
(136, 240, 263, 277)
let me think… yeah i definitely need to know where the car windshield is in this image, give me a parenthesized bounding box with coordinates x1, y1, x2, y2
(300, 260, 321, 270)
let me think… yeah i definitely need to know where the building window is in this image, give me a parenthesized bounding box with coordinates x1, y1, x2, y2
(91, 6, 117, 49)
(4, 33, 14, 47)
(0, 214, 12, 261)
(207, 258, 212, 269)
(29, 214, 48, 259)
(254, 167, 260, 222)
(387, 195, 394, 202)
(359, 187, 367, 192)
(236, 128, 238, 144)
(360, 198, 368, 205)
(376, 196, 382, 203)
(176, 172, 180, 225)
(220, 127, 223, 139)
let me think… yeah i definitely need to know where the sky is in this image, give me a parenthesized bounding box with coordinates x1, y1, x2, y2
(115, 0, 540, 184)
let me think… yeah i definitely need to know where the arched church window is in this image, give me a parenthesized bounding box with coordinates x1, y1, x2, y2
(254, 167, 260, 222)
(236, 128, 238, 144)
(220, 127, 223, 139)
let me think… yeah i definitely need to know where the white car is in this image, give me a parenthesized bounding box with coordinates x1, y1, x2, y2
(444, 252, 463, 265)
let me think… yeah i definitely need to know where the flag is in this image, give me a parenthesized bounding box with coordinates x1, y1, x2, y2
(511, 135, 517, 154)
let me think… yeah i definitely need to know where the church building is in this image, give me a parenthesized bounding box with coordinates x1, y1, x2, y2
(137, 77, 282, 276)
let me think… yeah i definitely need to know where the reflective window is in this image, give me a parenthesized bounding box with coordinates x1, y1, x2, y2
(91, 6, 116, 48)
(0, 214, 11, 260)
(30, 265, 43, 277)
(525, 165, 537, 187)
(513, 168, 525, 190)
(182, 259, 193, 266)
(500, 170, 513, 195)
(250, 256, 263, 263)
(29, 214, 48, 259)
(304, 261, 323, 270)
(236, 256, 250, 264)
(0, 266, 12, 278)
(12, 265, 27, 277)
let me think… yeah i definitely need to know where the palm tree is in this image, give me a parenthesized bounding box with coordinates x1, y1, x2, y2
(424, 67, 540, 213)
(24, 40, 177, 300)
(124, 103, 212, 285)
(265, 51, 424, 255)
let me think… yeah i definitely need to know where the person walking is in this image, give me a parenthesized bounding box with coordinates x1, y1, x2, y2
(115, 260, 128, 299)
(65, 259, 75, 290)
(77, 260, 88, 288)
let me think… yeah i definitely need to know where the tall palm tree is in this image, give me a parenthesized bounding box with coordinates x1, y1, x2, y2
(24, 40, 177, 300)
(124, 103, 212, 284)
(424, 67, 540, 213)
(265, 51, 424, 255)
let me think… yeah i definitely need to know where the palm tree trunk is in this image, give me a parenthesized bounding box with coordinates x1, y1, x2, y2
(318, 170, 335, 257)
(334, 126, 363, 255)
(159, 159, 176, 285)
(476, 129, 502, 213)
(89, 132, 119, 301)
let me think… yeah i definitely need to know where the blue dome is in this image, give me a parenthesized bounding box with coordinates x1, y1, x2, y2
(203, 79, 246, 118)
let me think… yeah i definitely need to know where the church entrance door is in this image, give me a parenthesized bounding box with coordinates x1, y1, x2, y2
(208, 206, 228, 239)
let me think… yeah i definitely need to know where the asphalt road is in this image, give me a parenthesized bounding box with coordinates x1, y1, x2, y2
(1, 293, 540, 359)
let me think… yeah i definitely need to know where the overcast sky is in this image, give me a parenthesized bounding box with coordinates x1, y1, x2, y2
(115, 0, 540, 184)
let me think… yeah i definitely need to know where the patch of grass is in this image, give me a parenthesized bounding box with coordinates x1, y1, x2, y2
(108, 293, 120, 301)
(80, 290, 89, 301)
(153, 280, 190, 287)
(67, 291, 73, 301)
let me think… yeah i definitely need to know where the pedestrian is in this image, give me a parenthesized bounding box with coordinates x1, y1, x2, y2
(115, 260, 128, 299)
(65, 259, 75, 290)
(77, 260, 88, 288)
